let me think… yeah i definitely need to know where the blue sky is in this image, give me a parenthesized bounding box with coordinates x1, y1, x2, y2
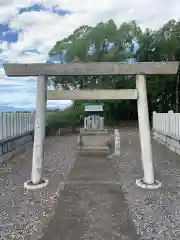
(0, 4, 72, 110)
(0, 0, 179, 110)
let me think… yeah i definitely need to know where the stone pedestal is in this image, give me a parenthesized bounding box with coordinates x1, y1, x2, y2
(114, 129, 120, 156)
(77, 129, 110, 156)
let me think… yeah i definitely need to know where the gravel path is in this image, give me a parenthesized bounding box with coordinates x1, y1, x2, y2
(0, 135, 77, 240)
(1, 128, 180, 240)
(39, 153, 140, 240)
(111, 128, 180, 240)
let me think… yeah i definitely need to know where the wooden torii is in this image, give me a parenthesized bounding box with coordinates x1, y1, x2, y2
(3, 61, 179, 190)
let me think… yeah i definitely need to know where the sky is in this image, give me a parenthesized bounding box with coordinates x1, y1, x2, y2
(0, 0, 180, 110)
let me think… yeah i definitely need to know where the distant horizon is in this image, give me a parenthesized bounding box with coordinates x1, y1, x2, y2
(0, 103, 71, 112)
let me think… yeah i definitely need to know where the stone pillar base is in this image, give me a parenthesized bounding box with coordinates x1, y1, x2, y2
(136, 178, 161, 189)
(24, 179, 49, 190)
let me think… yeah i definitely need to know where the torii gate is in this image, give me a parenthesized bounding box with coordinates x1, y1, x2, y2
(3, 61, 179, 190)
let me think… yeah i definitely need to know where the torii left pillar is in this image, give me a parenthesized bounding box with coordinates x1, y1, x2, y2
(24, 75, 49, 190)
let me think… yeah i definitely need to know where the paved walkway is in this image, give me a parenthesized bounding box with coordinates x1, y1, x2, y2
(40, 153, 140, 240)
(1, 128, 180, 239)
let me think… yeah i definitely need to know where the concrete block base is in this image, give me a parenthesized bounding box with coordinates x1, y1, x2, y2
(77, 129, 110, 156)
(114, 151, 121, 156)
(80, 128, 109, 134)
(153, 130, 180, 155)
(24, 179, 49, 190)
(136, 178, 161, 189)
(77, 146, 110, 156)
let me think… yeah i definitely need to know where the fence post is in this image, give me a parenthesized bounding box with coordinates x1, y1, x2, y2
(25, 113, 28, 133)
(165, 113, 168, 134)
(20, 112, 23, 135)
(0, 113, 2, 140)
(172, 112, 175, 136)
(6, 113, 10, 138)
(162, 113, 165, 133)
(175, 114, 178, 136)
(152, 111, 156, 130)
(30, 113, 34, 130)
(11, 113, 14, 137)
(22, 112, 25, 135)
(12, 112, 15, 137)
(15, 113, 17, 136)
(177, 114, 180, 137)
(8, 113, 12, 137)
(3, 113, 7, 140)
(16, 112, 18, 136)
(27, 113, 30, 131)
(168, 110, 173, 136)
(24, 113, 27, 133)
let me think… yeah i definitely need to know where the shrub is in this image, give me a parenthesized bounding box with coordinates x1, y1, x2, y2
(46, 106, 84, 135)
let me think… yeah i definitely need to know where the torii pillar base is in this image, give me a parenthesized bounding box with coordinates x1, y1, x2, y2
(136, 179, 161, 190)
(24, 179, 49, 190)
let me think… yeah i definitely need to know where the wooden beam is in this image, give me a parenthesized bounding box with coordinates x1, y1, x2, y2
(47, 89, 138, 100)
(3, 62, 179, 77)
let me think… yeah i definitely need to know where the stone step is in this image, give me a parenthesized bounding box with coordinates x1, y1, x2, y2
(79, 130, 109, 136)
(77, 146, 110, 156)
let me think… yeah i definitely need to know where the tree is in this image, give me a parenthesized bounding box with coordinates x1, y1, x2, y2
(48, 19, 180, 122)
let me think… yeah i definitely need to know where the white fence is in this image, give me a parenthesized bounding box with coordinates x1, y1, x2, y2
(153, 110, 180, 155)
(153, 111, 180, 137)
(0, 112, 35, 141)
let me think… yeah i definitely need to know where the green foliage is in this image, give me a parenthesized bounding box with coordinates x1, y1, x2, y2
(49, 19, 180, 122)
(46, 106, 84, 132)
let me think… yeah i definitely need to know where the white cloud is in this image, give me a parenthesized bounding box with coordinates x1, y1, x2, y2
(13, 100, 72, 109)
(0, 7, 18, 23)
(0, 0, 180, 109)
(0, 0, 180, 63)
(0, 66, 72, 109)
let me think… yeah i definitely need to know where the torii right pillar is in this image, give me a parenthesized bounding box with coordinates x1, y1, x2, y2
(136, 74, 161, 189)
